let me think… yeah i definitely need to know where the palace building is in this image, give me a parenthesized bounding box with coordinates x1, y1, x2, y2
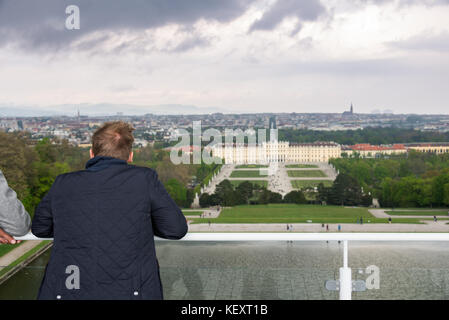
(208, 141, 449, 164)
(406, 143, 449, 154)
(344, 144, 407, 157)
(209, 141, 342, 164)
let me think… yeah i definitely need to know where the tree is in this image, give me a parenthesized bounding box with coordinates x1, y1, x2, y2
(257, 189, 282, 204)
(199, 193, 211, 208)
(164, 178, 187, 207)
(236, 181, 254, 203)
(283, 190, 307, 204)
(328, 173, 363, 206)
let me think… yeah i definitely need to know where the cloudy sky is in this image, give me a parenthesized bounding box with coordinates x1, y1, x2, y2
(0, 0, 448, 115)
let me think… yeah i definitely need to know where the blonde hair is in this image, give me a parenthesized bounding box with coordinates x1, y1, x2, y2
(91, 121, 135, 161)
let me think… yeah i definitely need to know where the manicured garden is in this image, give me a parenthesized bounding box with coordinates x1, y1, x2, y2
(287, 170, 327, 178)
(190, 204, 424, 224)
(235, 164, 269, 169)
(385, 210, 449, 216)
(182, 211, 204, 216)
(230, 170, 268, 178)
(285, 164, 319, 168)
(291, 180, 332, 189)
(229, 180, 268, 188)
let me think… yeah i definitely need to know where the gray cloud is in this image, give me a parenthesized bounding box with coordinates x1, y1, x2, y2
(250, 57, 449, 79)
(0, 0, 254, 51)
(249, 0, 326, 34)
(359, 0, 449, 7)
(170, 35, 211, 53)
(388, 32, 449, 53)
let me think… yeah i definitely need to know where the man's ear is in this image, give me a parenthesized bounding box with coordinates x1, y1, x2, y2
(90, 149, 95, 159)
(128, 151, 134, 163)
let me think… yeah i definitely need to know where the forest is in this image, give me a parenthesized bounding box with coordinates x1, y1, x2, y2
(0, 132, 218, 214)
(279, 127, 449, 145)
(1, 129, 449, 214)
(330, 152, 449, 208)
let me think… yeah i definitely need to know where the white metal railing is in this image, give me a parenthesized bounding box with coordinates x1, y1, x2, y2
(15, 232, 449, 242)
(13, 232, 449, 300)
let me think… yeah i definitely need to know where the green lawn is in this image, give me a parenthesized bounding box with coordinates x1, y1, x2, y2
(235, 164, 269, 169)
(285, 164, 319, 168)
(230, 180, 268, 188)
(291, 180, 333, 189)
(287, 170, 327, 178)
(0, 241, 51, 279)
(0, 241, 24, 258)
(386, 210, 449, 216)
(230, 170, 267, 178)
(190, 204, 423, 224)
(182, 211, 204, 216)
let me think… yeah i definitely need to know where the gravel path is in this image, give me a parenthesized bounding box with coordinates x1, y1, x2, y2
(0, 240, 43, 269)
(369, 209, 449, 219)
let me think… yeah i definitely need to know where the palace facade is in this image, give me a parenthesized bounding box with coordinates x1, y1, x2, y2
(208, 141, 449, 164)
(209, 141, 342, 164)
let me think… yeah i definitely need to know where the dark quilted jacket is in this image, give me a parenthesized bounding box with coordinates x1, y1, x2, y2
(31, 156, 188, 300)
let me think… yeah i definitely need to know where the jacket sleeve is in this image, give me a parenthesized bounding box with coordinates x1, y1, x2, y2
(0, 169, 31, 236)
(31, 180, 56, 238)
(148, 170, 188, 240)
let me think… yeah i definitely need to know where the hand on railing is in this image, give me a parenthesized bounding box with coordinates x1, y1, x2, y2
(0, 227, 21, 244)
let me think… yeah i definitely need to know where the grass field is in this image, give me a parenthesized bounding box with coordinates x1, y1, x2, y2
(190, 204, 423, 224)
(235, 164, 269, 169)
(0, 241, 51, 279)
(182, 211, 204, 216)
(0, 241, 24, 258)
(230, 180, 268, 188)
(287, 170, 327, 178)
(386, 210, 449, 216)
(230, 170, 267, 178)
(285, 164, 319, 168)
(291, 180, 333, 189)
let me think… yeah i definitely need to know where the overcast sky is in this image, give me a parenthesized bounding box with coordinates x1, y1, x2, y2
(0, 0, 449, 115)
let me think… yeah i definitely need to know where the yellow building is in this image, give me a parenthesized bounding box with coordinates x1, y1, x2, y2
(211, 141, 341, 164)
(406, 143, 449, 154)
(209, 141, 449, 164)
(344, 144, 408, 158)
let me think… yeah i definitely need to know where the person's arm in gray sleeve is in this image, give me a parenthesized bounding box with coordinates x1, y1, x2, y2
(0, 169, 31, 236)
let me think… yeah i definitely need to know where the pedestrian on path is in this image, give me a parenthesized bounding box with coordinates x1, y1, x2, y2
(326, 224, 329, 232)
(338, 224, 341, 232)
(434, 215, 438, 222)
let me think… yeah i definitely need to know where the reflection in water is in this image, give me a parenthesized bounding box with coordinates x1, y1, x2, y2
(1, 241, 449, 300)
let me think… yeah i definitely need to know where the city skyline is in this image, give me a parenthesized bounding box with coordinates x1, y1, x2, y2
(1, 0, 449, 115)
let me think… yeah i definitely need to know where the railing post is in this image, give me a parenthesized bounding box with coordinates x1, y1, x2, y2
(339, 240, 352, 300)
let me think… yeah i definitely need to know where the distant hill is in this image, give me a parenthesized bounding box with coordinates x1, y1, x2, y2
(0, 103, 229, 117)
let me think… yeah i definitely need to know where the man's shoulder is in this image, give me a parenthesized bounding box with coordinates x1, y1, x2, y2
(52, 169, 87, 184)
(54, 165, 158, 183)
(126, 165, 158, 178)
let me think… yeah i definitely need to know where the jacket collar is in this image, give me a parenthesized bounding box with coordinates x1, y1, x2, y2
(85, 156, 128, 172)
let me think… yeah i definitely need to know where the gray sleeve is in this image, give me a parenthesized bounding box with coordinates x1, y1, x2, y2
(0, 169, 31, 236)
